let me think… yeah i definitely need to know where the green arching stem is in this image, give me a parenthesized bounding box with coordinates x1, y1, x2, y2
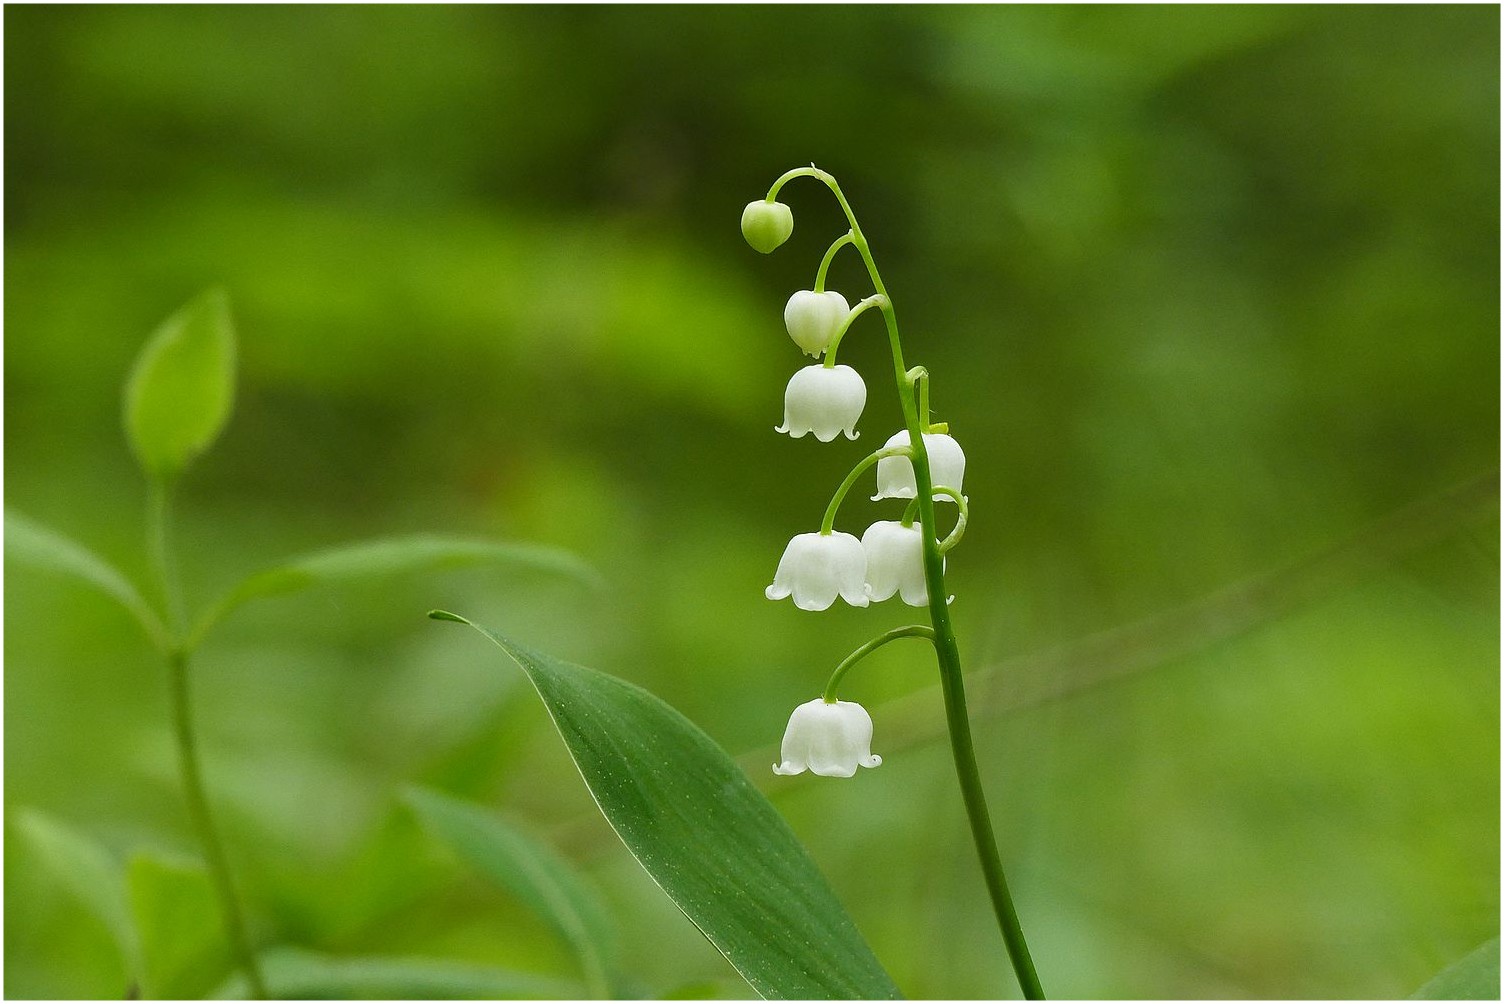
(933, 487, 969, 554)
(148, 480, 268, 1000)
(902, 488, 969, 550)
(907, 366, 950, 434)
(820, 446, 910, 535)
(823, 294, 887, 369)
(774, 165, 1046, 999)
(814, 231, 856, 293)
(771, 167, 916, 416)
(823, 625, 935, 703)
(907, 367, 931, 429)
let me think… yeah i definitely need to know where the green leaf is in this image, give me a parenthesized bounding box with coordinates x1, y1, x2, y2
(11, 809, 142, 980)
(403, 786, 617, 998)
(1413, 937, 1500, 999)
(190, 535, 600, 645)
(5, 510, 167, 646)
(210, 947, 583, 1000)
(123, 287, 236, 480)
(127, 851, 231, 1000)
(658, 979, 749, 999)
(429, 610, 902, 1001)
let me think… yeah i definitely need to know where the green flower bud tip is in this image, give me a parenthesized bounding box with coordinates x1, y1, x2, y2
(741, 199, 794, 253)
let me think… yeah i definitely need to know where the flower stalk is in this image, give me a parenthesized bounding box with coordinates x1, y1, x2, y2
(823, 294, 888, 368)
(814, 231, 857, 292)
(755, 166, 1045, 999)
(822, 625, 934, 703)
(820, 446, 910, 535)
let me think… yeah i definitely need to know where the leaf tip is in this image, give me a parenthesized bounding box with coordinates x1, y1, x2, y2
(427, 609, 468, 624)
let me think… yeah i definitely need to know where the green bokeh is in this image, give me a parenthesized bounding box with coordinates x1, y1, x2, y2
(6, 6, 1498, 999)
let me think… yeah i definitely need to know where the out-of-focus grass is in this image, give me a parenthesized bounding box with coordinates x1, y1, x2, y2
(6, 5, 1498, 999)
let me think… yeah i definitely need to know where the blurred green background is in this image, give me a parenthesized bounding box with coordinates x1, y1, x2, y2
(5, 5, 1499, 999)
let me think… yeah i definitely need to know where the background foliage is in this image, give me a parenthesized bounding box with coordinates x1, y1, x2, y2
(5, 5, 1498, 998)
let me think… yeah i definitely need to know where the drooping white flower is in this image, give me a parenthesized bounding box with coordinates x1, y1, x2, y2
(772, 698, 882, 777)
(741, 200, 794, 253)
(765, 531, 869, 610)
(775, 365, 866, 442)
(872, 430, 966, 501)
(861, 520, 938, 606)
(783, 290, 851, 357)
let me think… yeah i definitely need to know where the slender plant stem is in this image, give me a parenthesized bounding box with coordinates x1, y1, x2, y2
(824, 625, 934, 703)
(149, 480, 267, 1000)
(814, 231, 856, 292)
(933, 487, 970, 554)
(820, 446, 909, 535)
(147, 480, 185, 635)
(166, 650, 268, 999)
(785, 166, 1046, 999)
(824, 294, 887, 368)
(909, 367, 932, 429)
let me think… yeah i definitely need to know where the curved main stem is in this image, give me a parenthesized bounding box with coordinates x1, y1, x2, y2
(782, 166, 1045, 999)
(150, 482, 267, 1000)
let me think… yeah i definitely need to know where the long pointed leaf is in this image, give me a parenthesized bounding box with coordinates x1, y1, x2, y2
(404, 786, 617, 997)
(127, 851, 230, 1000)
(429, 610, 901, 1000)
(6, 511, 167, 646)
(210, 947, 583, 1000)
(190, 535, 600, 644)
(1413, 937, 1500, 999)
(11, 809, 142, 981)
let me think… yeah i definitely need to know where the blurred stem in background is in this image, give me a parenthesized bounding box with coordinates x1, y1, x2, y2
(149, 479, 268, 1000)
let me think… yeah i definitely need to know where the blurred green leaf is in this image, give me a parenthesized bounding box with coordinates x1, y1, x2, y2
(658, 979, 748, 999)
(210, 946, 583, 1000)
(5, 510, 167, 647)
(429, 610, 902, 1001)
(11, 809, 141, 981)
(127, 851, 230, 1000)
(189, 535, 600, 645)
(123, 287, 236, 480)
(1413, 937, 1500, 999)
(403, 786, 617, 998)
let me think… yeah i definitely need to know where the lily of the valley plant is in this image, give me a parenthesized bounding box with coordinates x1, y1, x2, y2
(743, 167, 1045, 999)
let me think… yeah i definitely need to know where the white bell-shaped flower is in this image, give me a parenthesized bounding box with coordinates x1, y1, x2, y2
(765, 531, 869, 610)
(773, 698, 882, 777)
(775, 365, 866, 442)
(861, 520, 938, 606)
(783, 290, 851, 357)
(872, 430, 966, 501)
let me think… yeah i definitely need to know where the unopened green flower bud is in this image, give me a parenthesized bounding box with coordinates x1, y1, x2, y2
(741, 199, 794, 254)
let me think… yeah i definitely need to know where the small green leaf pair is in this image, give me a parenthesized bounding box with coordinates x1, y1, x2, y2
(5, 506, 598, 655)
(9, 287, 599, 653)
(7, 288, 606, 1001)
